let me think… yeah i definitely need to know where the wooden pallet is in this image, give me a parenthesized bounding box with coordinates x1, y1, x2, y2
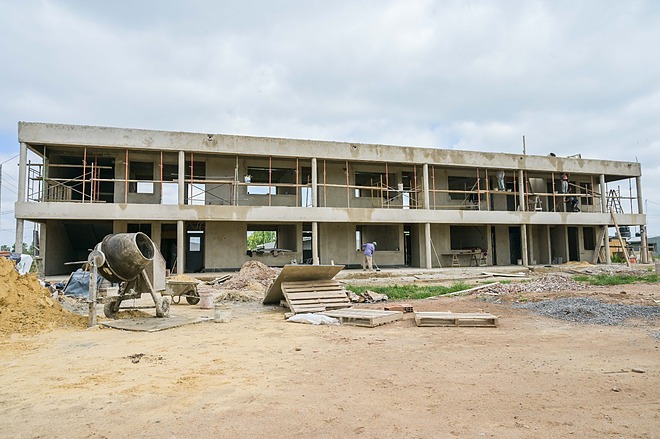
(414, 312, 498, 327)
(320, 308, 403, 327)
(281, 280, 351, 314)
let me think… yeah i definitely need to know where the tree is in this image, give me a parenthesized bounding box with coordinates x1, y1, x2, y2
(247, 231, 276, 250)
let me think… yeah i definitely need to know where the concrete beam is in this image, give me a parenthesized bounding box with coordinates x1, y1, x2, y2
(15, 202, 646, 227)
(18, 122, 641, 178)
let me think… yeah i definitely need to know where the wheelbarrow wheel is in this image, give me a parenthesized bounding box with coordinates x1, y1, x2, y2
(186, 291, 200, 305)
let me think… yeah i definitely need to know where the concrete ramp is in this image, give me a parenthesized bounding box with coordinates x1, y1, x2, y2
(263, 264, 344, 305)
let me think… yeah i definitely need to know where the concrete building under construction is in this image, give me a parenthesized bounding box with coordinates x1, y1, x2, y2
(14, 122, 648, 275)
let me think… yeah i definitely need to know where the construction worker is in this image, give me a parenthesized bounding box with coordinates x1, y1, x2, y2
(561, 173, 569, 194)
(362, 241, 376, 271)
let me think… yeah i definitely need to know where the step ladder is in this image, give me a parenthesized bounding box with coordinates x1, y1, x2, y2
(607, 189, 623, 213)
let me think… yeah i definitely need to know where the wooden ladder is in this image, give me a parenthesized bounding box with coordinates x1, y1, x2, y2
(607, 189, 623, 213)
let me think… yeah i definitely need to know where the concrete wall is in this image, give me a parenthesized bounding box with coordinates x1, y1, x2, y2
(493, 225, 511, 266)
(430, 224, 451, 267)
(43, 221, 76, 276)
(205, 222, 302, 269)
(205, 156, 235, 205)
(318, 223, 404, 267)
(550, 226, 568, 263)
(529, 225, 551, 265)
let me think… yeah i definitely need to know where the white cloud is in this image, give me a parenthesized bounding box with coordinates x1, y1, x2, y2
(0, 0, 659, 243)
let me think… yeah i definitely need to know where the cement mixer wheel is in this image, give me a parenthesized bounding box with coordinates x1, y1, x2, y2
(103, 300, 121, 319)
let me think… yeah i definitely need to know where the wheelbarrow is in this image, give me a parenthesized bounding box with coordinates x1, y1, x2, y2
(165, 280, 201, 305)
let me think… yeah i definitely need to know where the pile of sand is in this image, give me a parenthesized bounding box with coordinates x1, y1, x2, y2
(222, 261, 277, 291)
(0, 258, 86, 335)
(214, 261, 278, 302)
(168, 274, 202, 283)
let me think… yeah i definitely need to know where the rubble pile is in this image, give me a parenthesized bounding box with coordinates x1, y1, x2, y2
(489, 274, 587, 295)
(0, 258, 86, 335)
(214, 261, 279, 302)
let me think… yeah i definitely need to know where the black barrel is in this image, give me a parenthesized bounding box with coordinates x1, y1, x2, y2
(97, 232, 155, 283)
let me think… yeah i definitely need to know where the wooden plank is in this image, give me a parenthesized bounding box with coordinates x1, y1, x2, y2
(280, 277, 351, 314)
(283, 282, 344, 288)
(286, 292, 348, 300)
(414, 311, 498, 328)
(610, 211, 631, 267)
(320, 308, 404, 327)
(263, 264, 345, 305)
(283, 287, 345, 294)
(592, 226, 606, 265)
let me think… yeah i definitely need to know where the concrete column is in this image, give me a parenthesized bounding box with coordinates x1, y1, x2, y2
(151, 222, 162, 251)
(602, 225, 611, 265)
(546, 225, 552, 264)
(177, 220, 185, 274)
(521, 224, 529, 266)
(599, 174, 607, 213)
(636, 176, 648, 263)
(311, 158, 318, 207)
(422, 164, 430, 209)
(600, 174, 611, 264)
(178, 150, 185, 205)
(14, 219, 24, 253)
(424, 222, 432, 269)
(527, 225, 535, 265)
(17, 142, 27, 202)
(312, 221, 319, 265)
(517, 169, 525, 211)
(14, 142, 28, 251)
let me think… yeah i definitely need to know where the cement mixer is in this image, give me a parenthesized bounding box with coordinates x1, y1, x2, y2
(88, 232, 170, 319)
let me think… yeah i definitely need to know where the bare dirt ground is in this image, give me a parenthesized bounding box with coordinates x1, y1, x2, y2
(1, 265, 659, 439)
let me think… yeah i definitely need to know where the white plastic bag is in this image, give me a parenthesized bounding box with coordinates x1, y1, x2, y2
(287, 313, 340, 325)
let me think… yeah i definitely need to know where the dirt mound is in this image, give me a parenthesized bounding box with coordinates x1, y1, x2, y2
(215, 261, 278, 301)
(0, 258, 86, 335)
(223, 261, 277, 291)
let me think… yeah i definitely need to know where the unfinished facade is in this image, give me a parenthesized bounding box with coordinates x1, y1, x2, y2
(15, 122, 647, 276)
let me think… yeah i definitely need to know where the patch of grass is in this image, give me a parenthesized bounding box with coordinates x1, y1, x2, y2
(345, 282, 473, 300)
(573, 273, 660, 286)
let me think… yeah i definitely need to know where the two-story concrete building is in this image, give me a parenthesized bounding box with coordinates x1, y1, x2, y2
(14, 122, 647, 275)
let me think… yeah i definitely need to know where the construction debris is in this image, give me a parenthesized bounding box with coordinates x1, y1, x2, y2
(215, 261, 279, 302)
(348, 290, 388, 303)
(384, 303, 414, 313)
(488, 274, 587, 295)
(223, 261, 278, 291)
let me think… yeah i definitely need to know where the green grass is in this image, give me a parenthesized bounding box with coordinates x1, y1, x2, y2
(345, 282, 473, 300)
(573, 273, 660, 286)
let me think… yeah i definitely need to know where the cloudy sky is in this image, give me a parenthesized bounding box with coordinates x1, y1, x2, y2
(1, 0, 659, 247)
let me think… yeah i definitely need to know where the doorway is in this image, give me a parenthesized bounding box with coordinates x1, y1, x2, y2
(509, 226, 522, 265)
(186, 225, 205, 273)
(568, 227, 579, 262)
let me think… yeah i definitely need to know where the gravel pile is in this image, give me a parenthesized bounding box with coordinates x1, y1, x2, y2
(515, 297, 660, 326)
(490, 274, 587, 294)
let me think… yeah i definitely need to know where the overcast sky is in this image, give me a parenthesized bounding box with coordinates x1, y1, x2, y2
(1, 0, 659, 248)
